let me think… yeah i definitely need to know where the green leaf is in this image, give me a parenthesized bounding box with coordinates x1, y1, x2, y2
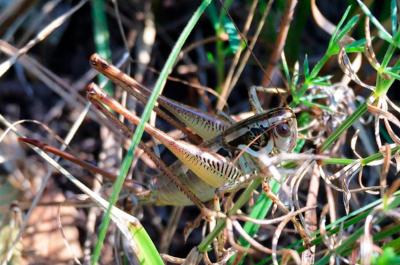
(334, 14, 360, 44)
(391, 0, 398, 34)
(374, 247, 400, 265)
(223, 17, 241, 54)
(303, 54, 309, 77)
(281, 52, 291, 85)
(383, 69, 400, 80)
(91, 0, 113, 95)
(356, 0, 395, 45)
(344, 38, 367, 52)
(328, 5, 353, 47)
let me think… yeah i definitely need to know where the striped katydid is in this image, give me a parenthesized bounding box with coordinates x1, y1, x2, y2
(18, 54, 308, 246)
(18, 55, 298, 206)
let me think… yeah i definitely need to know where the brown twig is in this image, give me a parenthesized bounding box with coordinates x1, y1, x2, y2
(261, 0, 298, 87)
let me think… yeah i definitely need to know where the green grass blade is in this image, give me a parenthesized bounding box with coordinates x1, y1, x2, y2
(356, 0, 393, 43)
(328, 5, 352, 48)
(91, 0, 113, 95)
(319, 102, 368, 152)
(228, 179, 280, 264)
(281, 52, 291, 85)
(91, 0, 213, 263)
(259, 191, 400, 264)
(391, 0, 397, 34)
(334, 15, 359, 45)
(314, 199, 400, 265)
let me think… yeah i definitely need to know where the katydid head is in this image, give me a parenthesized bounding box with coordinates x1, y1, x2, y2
(221, 107, 297, 154)
(271, 113, 297, 153)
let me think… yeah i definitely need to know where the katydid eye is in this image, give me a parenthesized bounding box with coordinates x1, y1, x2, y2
(276, 123, 291, 137)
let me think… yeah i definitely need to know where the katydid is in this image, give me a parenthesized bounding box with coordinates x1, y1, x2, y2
(19, 54, 298, 207)
(18, 86, 297, 207)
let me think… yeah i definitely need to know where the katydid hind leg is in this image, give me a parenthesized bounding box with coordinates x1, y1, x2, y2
(87, 84, 247, 190)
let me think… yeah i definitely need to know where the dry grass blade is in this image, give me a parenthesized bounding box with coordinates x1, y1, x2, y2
(231, 219, 272, 254)
(319, 204, 336, 263)
(160, 253, 186, 264)
(0, 40, 86, 109)
(134, 2, 155, 82)
(160, 206, 184, 253)
(218, 0, 258, 107)
(0, 0, 37, 36)
(226, 219, 257, 255)
(232, 206, 316, 226)
(271, 210, 304, 265)
(0, 0, 88, 77)
(364, 16, 381, 70)
(56, 206, 82, 265)
(360, 213, 375, 265)
(351, 129, 362, 159)
(358, 163, 379, 195)
(386, 96, 400, 114)
(338, 47, 375, 91)
(311, 0, 337, 36)
(217, 0, 274, 110)
(380, 144, 391, 197)
(261, 0, 298, 87)
(302, 164, 320, 265)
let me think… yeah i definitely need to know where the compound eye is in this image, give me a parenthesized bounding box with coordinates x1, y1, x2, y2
(275, 123, 291, 138)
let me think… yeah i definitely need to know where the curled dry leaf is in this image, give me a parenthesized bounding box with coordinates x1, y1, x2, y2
(369, 103, 400, 145)
(311, 0, 353, 43)
(305, 84, 356, 146)
(226, 219, 258, 255)
(364, 16, 381, 70)
(338, 47, 375, 91)
(350, 129, 362, 159)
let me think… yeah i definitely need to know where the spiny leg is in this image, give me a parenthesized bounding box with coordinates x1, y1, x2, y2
(90, 53, 229, 141)
(20, 97, 209, 210)
(89, 94, 216, 207)
(89, 54, 201, 144)
(87, 83, 247, 191)
(88, 95, 209, 210)
(89, 87, 235, 221)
